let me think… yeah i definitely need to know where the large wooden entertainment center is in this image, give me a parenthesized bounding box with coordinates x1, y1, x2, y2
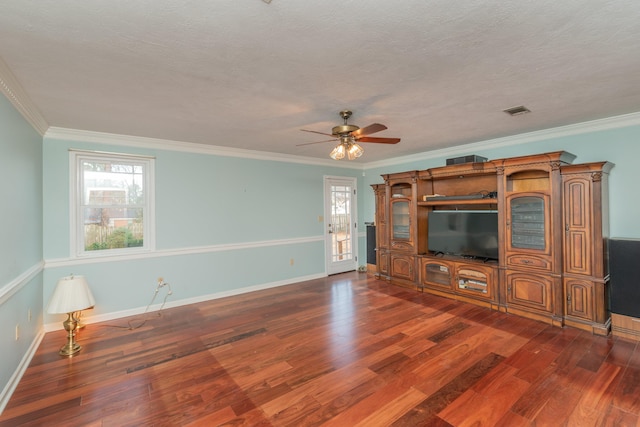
(371, 151, 614, 335)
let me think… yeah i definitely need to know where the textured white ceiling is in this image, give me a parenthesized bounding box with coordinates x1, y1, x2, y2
(1, 1, 639, 162)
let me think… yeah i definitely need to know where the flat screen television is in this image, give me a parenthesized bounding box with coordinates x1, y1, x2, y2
(428, 210, 499, 260)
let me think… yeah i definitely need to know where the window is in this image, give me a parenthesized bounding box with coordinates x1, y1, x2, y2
(71, 150, 155, 257)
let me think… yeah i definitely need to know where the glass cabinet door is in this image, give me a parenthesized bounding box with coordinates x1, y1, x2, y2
(421, 260, 453, 290)
(509, 196, 546, 251)
(391, 200, 410, 240)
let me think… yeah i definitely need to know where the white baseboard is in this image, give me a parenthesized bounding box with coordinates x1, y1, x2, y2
(0, 329, 45, 415)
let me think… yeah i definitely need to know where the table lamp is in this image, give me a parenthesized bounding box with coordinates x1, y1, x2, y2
(47, 275, 96, 357)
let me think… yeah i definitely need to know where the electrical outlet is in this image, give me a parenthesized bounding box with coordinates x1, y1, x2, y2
(28, 309, 32, 322)
(318, 215, 323, 223)
(290, 258, 294, 266)
(15, 324, 19, 341)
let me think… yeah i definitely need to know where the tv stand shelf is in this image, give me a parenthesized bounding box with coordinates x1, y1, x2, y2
(419, 255, 498, 308)
(418, 198, 497, 207)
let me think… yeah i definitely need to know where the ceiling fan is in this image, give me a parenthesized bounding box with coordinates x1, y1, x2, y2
(297, 110, 400, 160)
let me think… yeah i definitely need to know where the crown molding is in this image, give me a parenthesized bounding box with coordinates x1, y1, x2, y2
(45, 110, 640, 171)
(44, 126, 358, 169)
(0, 57, 49, 135)
(365, 111, 640, 169)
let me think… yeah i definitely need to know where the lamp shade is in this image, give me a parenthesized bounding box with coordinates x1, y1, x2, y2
(47, 275, 96, 314)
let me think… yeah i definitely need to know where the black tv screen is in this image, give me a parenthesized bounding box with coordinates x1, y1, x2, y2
(428, 210, 499, 260)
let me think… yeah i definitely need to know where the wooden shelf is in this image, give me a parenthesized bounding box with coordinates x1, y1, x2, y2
(418, 198, 497, 207)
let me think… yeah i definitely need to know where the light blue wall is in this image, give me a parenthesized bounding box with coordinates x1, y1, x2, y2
(42, 137, 363, 324)
(0, 94, 43, 395)
(363, 124, 640, 239)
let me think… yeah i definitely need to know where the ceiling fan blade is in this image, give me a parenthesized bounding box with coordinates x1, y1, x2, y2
(296, 139, 337, 146)
(351, 123, 387, 137)
(301, 129, 335, 137)
(356, 136, 401, 144)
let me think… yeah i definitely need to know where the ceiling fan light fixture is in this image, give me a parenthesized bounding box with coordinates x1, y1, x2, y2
(299, 110, 399, 160)
(330, 143, 346, 160)
(347, 142, 364, 160)
(330, 138, 363, 161)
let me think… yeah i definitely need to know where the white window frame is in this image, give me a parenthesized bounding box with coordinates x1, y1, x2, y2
(70, 150, 155, 258)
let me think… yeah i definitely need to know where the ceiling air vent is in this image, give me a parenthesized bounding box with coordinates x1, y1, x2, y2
(503, 105, 531, 116)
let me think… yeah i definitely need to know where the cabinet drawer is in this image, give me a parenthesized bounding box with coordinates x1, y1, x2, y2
(391, 241, 414, 251)
(506, 254, 552, 271)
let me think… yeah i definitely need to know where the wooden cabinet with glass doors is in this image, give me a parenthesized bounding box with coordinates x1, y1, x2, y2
(497, 151, 575, 326)
(384, 171, 421, 252)
(379, 171, 427, 288)
(371, 151, 613, 335)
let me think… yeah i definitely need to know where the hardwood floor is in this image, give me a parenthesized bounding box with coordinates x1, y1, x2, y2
(2, 272, 639, 426)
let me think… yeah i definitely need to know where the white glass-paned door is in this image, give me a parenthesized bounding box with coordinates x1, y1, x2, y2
(325, 177, 358, 275)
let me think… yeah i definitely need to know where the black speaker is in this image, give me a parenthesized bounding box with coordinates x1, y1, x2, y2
(366, 224, 376, 265)
(446, 155, 487, 165)
(609, 238, 640, 317)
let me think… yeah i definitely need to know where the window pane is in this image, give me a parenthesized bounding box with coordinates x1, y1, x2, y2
(82, 160, 145, 205)
(82, 207, 144, 251)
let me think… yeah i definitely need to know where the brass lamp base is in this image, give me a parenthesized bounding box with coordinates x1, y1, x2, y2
(59, 341, 82, 357)
(59, 312, 82, 357)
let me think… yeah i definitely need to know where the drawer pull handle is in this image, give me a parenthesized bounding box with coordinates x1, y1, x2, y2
(521, 259, 532, 264)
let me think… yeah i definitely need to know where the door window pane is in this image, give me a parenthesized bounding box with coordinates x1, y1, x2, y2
(330, 185, 353, 262)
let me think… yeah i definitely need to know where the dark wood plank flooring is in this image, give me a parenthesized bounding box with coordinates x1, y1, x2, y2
(1, 272, 639, 426)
